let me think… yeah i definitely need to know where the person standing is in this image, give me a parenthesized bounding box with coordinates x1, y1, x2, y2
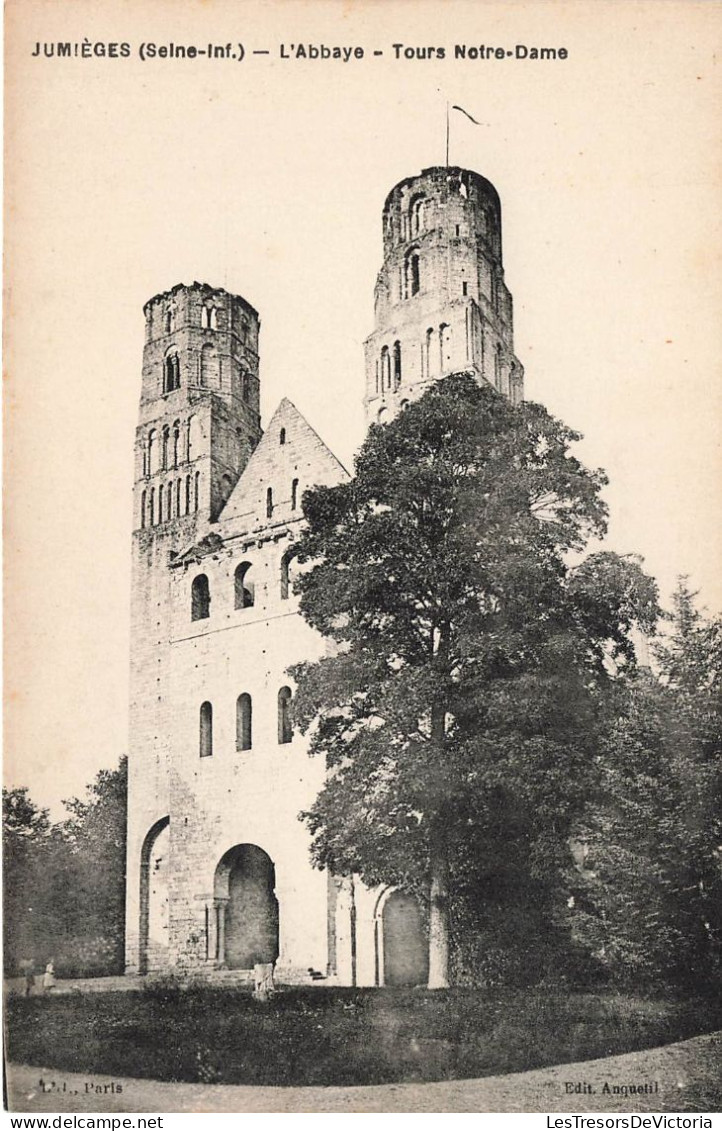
(42, 959, 56, 993)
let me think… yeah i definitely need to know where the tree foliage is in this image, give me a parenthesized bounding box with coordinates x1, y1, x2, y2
(290, 375, 659, 985)
(569, 582, 721, 984)
(3, 758, 127, 977)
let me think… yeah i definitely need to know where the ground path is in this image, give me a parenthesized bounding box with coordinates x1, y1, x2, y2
(7, 1031, 721, 1113)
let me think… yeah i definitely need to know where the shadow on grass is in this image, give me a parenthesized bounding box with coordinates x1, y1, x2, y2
(6, 985, 722, 1088)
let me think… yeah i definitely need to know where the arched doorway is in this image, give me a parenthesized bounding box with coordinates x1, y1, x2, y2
(139, 816, 170, 975)
(214, 844, 279, 969)
(378, 890, 428, 986)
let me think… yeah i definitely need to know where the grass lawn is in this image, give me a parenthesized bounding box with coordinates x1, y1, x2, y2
(6, 985, 722, 1088)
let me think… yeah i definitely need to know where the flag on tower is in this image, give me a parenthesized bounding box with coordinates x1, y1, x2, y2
(452, 105, 482, 125)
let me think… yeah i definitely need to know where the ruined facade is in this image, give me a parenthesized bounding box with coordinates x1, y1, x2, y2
(124, 167, 523, 984)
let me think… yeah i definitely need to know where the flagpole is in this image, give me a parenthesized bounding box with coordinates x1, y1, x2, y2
(445, 101, 450, 167)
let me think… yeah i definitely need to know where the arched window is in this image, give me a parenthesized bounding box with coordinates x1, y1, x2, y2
(165, 307, 175, 334)
(201, 305, 218, 330)
(175, 479, 182, 517)
(409, 195, 426, 237)
(266, 487, 273, 519)
(162, 426, 170, 470)
(404, 250, 420, 298)
(400, 399, 409, 411)
(280, 548, 298, 600)
(191, 574, 210, 621)
(147, 429, 157, 475)
(164, 352, 180, 393)
(279, 427, 286, 445)
(194, 471, 200, 512)
(149, 487, 155, 526)
(141, 490, 147, 529)
(200, 343, 218, 388)
(234, 562, 254, 609)
(199, 701, 213, 757)
(494, 343, 502, 391)
(278, 686, 293, 744)
(291, 478, 299, 511)
(393, 341, 402, 389)
(185, 475, 191, 515)
(375, 360, 380, 396)
(166, 482, 173, 522)
(236, 693, 252, 751)
(380, 346, 390, 390)
(241, 373, 250, 403)
(173, 422, 180, 468)
(377, 407, 388, 424)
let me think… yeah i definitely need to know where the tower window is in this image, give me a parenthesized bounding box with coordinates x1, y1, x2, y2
(280, 548, 296, 600)
(242, 373, 251, 403)
(462, 281, 468, 296)
(149, 487, 155, 526)
(165, 307, 175, 334)
(175, 479, 182, 517)
(201, 305, 218, 330)
(278, 686, 293, 744)
(173, 422, 180, 468)
(266, 487, 274, 519)
(409, 195, 426, 238)
(404, 249, 421, 298)
(456, 224, 460, 237)
(147, 429, 157, 475)
(291, 478, 299, 511)
(236, 693, 252, 751)
(164, 352, 180, 393)
(185, 475, 191, 515)
(380, 345, 391, 390)
(393, 341, 402, 389)
(191, 574, 210, 621)
(194, 471, 200, 512)
(162, 426, 170, 470)
(234, 562, 254, 609)
(199, 701, 213, 758)
(280, 427, 286, 445)
(140, 490, 147, 529)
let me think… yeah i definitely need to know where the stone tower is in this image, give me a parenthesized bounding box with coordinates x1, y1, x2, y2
(364, 166, 524, 425)
(125, 282, 262, 973)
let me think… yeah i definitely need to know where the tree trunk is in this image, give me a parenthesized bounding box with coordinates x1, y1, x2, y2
(427, 841, 450, 989)
(428, 636, 451, 989)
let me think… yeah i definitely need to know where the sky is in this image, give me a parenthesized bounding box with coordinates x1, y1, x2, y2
(5, 0, 721, 816)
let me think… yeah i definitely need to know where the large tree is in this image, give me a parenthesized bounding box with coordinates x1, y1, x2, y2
(2, 787, 51, 971)
(2, 758, 127, 977)
(569, 582, 721, 984)
(290, 375, 658, 987)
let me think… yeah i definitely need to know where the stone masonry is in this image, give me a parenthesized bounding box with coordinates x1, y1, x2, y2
(125, 167, 522, 985)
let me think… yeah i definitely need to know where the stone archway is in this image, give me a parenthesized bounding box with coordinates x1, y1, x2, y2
(139, 816, 170, 975)
(214, 844, 279, 969)
(376, 889, 428, 987)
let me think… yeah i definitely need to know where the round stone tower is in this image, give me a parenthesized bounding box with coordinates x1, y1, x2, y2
(363, 166, 524, 425)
